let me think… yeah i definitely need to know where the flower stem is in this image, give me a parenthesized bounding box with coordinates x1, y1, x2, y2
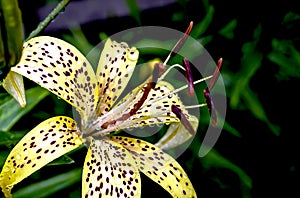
(26, 0, 70, 41)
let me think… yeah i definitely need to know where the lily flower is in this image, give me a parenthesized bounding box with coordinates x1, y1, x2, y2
(0, 34, 212, 197)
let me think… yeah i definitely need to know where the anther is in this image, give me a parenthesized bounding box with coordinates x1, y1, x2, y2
(171, 105, 196, 136)
(204, 58, 223, 127)
(183, 58, 194, 96)
(164, 21, 194, 65)
(170, 21, 193, 57)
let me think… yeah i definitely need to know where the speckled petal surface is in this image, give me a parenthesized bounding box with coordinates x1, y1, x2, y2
(0, 116, 83, 197)
(82, 138, 141, 197)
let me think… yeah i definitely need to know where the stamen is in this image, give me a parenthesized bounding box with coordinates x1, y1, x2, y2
(158, 64, 185, 81)
(98, 73, 213, 133)
(204, 58, 223, 127)
(101, 82, 153, 129)
(90, 24, 221, 137)
(204, 89, 217, 126)
(90, 62, 163, 132)
(163, 21, 194, 66)
(208, 58, 222, 91)
(171, 105, 196, 136)
(185, 103, 207, 109)
(152, 75, 213, 104)
(170, 21, 193, 56)
(183, 58, 194, 96)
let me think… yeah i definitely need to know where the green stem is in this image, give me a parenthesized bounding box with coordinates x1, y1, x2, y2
(26, 0, 70, 41)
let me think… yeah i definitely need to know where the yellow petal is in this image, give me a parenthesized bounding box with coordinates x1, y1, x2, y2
(0, 116, 83, 197)
(138, 58, 161, 81)
(111, 136, 197, 198)
(155, 115, 199, 150)
(11, 36, 99, 123)
(82, 138, 141, 197)
(2, 71, 26, 107)
(96, 38, 139, 115)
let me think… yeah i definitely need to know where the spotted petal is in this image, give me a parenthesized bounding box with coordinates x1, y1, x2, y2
(82, 138, 141, 198)
(96, 38, 139, 115)
(11, 36, 99, 123)
(111, 136, 197, 198)
(0, 116, 83, 198)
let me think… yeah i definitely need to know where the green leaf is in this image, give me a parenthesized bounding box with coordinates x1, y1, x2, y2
(13, 168, 82, 198)
(191, 5, 214, 38)
(47, 144, 85, 166)
(0, 0, 23, 69)
(230, 25, 263, 108)
(282, 11, 300, 23)
(0, 130, 26, 168)
(200, 148, 252, 197)
(47, 155, 75, 166)
(227, 24, 279, 135)
(62, 27, 98, 70)
(62, 26, 94, 56)
(242, 86, 280, 136)
(0, 130, 26, 148)
(0, 86, 49, 131)
(0, 150, 9, 166)
(268, 39, 300, 79)
(219, 19, 237, 39)
(126, 0, 141, 25)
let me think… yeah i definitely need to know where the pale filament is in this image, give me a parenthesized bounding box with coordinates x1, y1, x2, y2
(185, 103, 207, 109)
(151, 75, 213, 104)
(158, 64, 185, 82)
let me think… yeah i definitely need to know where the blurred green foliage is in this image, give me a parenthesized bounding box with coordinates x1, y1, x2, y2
(13, 168, 82, 198)
(0, 0, 23, 78)
(0, 0, 299, 197)
(0, 86, 49, 131)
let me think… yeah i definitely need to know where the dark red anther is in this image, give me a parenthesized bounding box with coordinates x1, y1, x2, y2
(204, 89, 217, 127)
(204, 58, 223, 127)
(208, 58, 222, 91)
(171, 105, 196, 136)
(170, 21, 193, 57)
(183, 58, 194, 96)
